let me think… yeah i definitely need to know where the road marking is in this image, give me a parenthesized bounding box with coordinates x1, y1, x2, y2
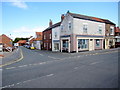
(6, 67, 16, 70)
(39, 54, 44, 56)
(90, 62, 100, 65)
(46, 74, 54, 77)
(74, 67, 78, 69)
(48, 56, 57, 59)
(16, 82, 21, 85)
(2, 73, 55, 88)
(18, 65, 27, 68)
(0, 48, 24, 67)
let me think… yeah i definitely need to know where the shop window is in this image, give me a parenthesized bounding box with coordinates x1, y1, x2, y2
(96, 39, 100, 47)
(78, 39, 88, 50)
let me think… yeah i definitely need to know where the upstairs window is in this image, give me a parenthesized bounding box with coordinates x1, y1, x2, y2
(68, 22, 71, 30)
(44, 35, 46, 39)
(61, 25, 63, 32)
(98, 26, 102, 34)
(83, 24, 88, 33)
(50, 34, 51, 39)
(55, 32, 57, 38)
(110, 26, 114, 35)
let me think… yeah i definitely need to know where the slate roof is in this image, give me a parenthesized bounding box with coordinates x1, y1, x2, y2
(69, 12, 115, 25)
(44, 22, 61, 31)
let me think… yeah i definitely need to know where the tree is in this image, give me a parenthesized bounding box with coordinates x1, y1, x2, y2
(13, 38, 29, 43)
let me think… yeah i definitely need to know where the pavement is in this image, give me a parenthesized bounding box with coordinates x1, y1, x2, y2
(1, 47, 119, 88)
(0, 48, 22, 67)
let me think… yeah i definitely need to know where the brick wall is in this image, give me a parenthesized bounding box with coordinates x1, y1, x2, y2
(43, 29, 52, 50)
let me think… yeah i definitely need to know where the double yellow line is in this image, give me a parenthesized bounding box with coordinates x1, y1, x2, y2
(0, 49, 24, 67)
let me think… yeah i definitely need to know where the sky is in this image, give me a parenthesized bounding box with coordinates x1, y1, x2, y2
(1, 1, 119, 40)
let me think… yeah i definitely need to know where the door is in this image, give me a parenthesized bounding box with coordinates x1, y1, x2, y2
(89, 39, 93, 51)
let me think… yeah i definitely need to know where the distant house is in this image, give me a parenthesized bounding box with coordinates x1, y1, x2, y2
(0, 34, 13, 52)
(17, 40, 26, 46)
(115, 27, 120, 47)
(33, 32, 43, 50)
(29, 38, 35, 47)
(104, 19, 116, 49)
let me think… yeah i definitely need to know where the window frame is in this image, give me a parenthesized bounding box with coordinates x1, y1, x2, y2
(98, 26, 102, 34)
(68, 22, 72, 30)
(83, 24, 88, 34)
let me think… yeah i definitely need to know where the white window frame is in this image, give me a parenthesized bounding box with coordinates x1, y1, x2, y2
(50, 33, 51, 39)
(98, 25, 102, 34)
(83, 23, 88, 34)
(50, 43, 51, 48)
(110, 26, 114, 35)
(68, 22, 72, 30)
(44, 35, 46, 39)
(61, 25, 63, 32)
(54, 32, 57, 38)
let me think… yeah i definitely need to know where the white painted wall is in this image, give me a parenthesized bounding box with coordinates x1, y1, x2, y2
(34, 41, 41, 50)
(60, 14, 73, 36)
(52, 26, 60, 51)
(73, 18, 105, 36)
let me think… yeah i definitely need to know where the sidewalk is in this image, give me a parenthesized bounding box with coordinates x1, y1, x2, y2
(69, 48, 120, 56)
(1, 48, 22, 65)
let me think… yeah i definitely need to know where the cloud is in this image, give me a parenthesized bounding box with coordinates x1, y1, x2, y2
(10, 0, 28, 9)
(11, 26, 46, 40)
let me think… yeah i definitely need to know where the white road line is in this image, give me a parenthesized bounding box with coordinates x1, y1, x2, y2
(29, 64, 32, 66)
(16, 82, 21, 85)
(18, 65, 27, 68)
(74, 67, 78, 69)
(48, 56, 57, 59)
(6, 67, 16, 70)
(39, 54, 44, 56)
(90, 62, 100, 65)
(2, 73, 55, 88)
(39, 62, 46, 65)
(46, 74, 54, 77)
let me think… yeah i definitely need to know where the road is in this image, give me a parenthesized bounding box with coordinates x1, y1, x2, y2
(2, 47, 119, 88)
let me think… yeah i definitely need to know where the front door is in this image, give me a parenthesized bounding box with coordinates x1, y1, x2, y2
(89, 39, 93, 51)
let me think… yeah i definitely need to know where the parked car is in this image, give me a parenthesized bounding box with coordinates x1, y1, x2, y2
(30, 46, 35, 50)
(26, 45, 30, 49)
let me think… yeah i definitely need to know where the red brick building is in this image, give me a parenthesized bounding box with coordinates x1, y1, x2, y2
(43, 21, 52, 50)
(0, 34, 12, 48)
(43, 18, 62, 51)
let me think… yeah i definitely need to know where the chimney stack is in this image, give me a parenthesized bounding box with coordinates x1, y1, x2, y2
(49, 19, 52, 27)
(61, 14, 65, 21)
